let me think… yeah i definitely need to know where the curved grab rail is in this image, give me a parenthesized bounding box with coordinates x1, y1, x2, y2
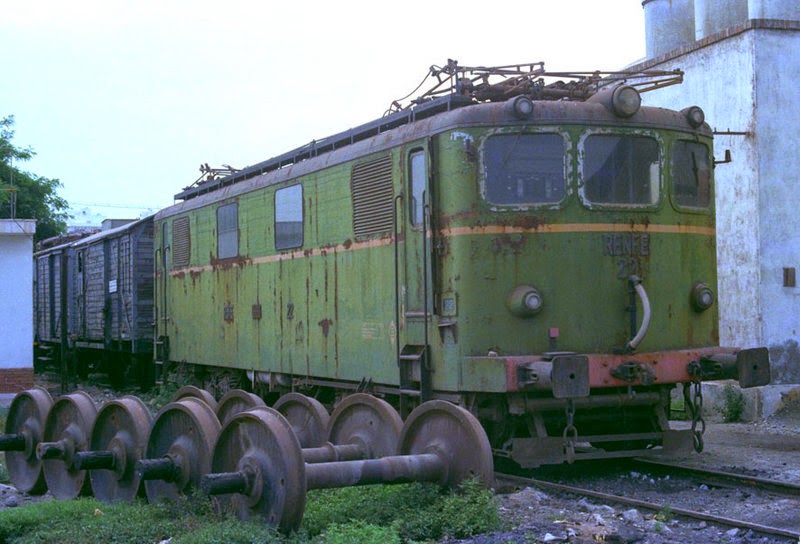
(626, 276, 651, 351)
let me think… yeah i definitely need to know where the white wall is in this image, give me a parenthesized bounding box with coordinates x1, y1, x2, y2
(637, 3, 800, 382)
(0, 220, 36, 369)
(753, 30, 800, 381)
(640, 31, 763, 349)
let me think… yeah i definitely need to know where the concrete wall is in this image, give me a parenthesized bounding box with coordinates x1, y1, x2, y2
(636, 1, 800, 383)
(0, 219, 36, 393)
(638, 30, 763, 349)
(754, 29, 800, 382)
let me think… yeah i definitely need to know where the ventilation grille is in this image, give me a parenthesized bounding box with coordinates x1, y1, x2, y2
(172, 217, 191, 268)
(351, 155, 394, 238)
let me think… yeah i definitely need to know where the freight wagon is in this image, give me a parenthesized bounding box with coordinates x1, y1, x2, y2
(33, 218, 154, 387)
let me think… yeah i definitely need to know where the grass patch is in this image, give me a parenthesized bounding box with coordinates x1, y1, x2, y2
(719, 383, 746, 422)
(0, 479, 501, 543)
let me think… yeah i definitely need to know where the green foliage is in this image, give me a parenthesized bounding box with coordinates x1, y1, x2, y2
(319, 519, 401, 544)
(0, 115, 69, 242)
(304, 479, 501, 542)
(138, 366, 184, 411)
(655, 505, 673, 522)
(0, 480, 501, 543)
(719, 383, 746, 422)
(172, 518, 284, 544)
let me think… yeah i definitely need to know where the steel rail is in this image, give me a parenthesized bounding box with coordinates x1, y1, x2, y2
(632, 458, 800, 497)
(495, 472, 800, 540)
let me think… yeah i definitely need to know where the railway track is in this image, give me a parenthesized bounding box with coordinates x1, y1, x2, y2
(631, 457, 800, 498)
(496, 467, 800, 541)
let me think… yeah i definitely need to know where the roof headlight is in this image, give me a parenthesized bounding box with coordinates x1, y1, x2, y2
(611, 85, 641, 118)
(507, 95, 534, 120)
(683, 106, 705, 128)
(691, 282, 715, 312)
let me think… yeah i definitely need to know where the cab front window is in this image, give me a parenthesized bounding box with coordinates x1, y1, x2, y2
(583, 134, 660, 206)
(484, 133, 566, 205)
(672, 140, 711, 209)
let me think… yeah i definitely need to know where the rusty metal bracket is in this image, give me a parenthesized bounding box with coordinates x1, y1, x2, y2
(611, 360, 656, 385)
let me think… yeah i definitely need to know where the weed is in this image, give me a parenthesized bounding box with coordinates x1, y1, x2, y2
(0, 478, 502, 543)
(319, 519, 401, 544)
(655, 505, 673, 522)
(719, 383, 746, 422)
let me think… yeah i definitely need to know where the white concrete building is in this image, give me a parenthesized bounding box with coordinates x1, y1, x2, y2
(635, 0, 800, 383)
(0, 219, 36, 394)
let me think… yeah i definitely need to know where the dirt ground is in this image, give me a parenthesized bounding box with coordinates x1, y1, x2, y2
(455, 404, 800, 544)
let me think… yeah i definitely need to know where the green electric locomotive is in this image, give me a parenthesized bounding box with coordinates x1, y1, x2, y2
(154, 62, 769, 467)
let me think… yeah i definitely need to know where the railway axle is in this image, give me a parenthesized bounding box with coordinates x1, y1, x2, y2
(201, 400, 494, 532)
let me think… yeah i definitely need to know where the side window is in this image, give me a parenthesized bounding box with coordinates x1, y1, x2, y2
(217, 203, 239, 259)
(484, 133, 566, 205)
(409, 150, 426, 226)
(583, 134, 660, 206)
(275, 185, 303, 250)
(172, 217, 190, 268)
(672, 140, 711, 208)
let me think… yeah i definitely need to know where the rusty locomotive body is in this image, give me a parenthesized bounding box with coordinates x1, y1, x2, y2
(149, 62, 769, 467)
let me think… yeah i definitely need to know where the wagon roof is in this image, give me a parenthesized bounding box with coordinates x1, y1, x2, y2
(70, 215, 154, 248)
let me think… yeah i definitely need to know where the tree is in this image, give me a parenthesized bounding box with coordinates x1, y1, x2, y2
(0, 115, 69, 242)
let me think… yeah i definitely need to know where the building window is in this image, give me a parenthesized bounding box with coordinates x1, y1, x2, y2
(217, 203, 239, 259)
(484, 133, 566, 205)
(275, 185, 303, 250)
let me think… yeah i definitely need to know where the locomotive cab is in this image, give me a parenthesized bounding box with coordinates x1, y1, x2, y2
(424, 85, 769, 466)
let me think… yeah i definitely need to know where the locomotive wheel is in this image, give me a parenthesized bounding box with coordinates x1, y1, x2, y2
(40, 391, 98, 499)
(398, 400, 495, 488)
(273, 393, 330, 448)
(216, 389, 266, 426)
(88, 396, 153, 502)
(171, 385, 218, 412)
(206, 407, 306, 531)
(3, 387, 53, 494)
(142, 397, 221, 503)
(326, 393, 403, 458)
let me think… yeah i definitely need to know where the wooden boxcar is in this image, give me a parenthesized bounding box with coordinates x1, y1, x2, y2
(70, 217, 155, 386)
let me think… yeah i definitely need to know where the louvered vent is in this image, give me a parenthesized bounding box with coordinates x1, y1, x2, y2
(351, 155, 394, 237)
(172, 217, 191, 268)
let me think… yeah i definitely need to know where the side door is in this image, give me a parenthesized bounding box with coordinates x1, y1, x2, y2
(399, 144, 435, 399)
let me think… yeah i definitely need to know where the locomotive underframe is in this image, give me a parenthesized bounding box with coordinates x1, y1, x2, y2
(162, 342, 768, 468)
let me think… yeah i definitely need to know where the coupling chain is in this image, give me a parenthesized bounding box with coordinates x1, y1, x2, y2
(562, 398, 578, 463)
(684, 381, 706, 452)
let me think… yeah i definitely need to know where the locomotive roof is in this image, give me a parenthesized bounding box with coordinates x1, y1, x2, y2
(158, 95, 711, 221)
(171, 62, 695, 207)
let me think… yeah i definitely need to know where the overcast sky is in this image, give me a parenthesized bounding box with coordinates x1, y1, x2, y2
(0, 1, 646, 224)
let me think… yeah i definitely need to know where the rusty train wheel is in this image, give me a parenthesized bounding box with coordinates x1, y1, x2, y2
(171, 385, 218, 412)
(40, 391, 98, 499)
(273, 393, 329, 448)
(88, 396, 153, 503)
(216, 390, 266, 427)
(398, 400, 495, 488)
(142, 397, 221, 503)
(3, 387, 53, 494)
(205, 407, 306, 531)
(327, 393, 403, 458)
